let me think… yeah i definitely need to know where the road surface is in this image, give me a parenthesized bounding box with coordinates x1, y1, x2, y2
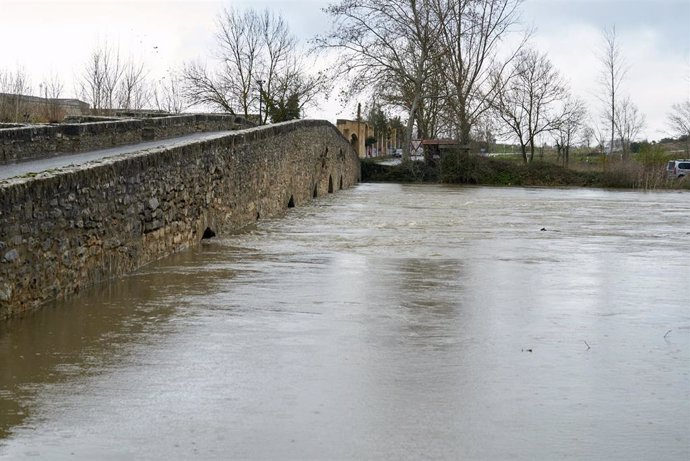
(0, 131, 235, 181)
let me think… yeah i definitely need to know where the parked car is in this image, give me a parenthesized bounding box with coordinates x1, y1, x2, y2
(666, 159, 690, 178)
(393, 148, 403, 158)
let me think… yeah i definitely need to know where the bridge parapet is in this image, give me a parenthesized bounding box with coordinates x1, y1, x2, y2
(0, 119, 360, 319)
(0, 113, 254, 165)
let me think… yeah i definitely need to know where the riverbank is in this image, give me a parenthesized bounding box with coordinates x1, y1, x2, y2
(362, 154, 690, 190)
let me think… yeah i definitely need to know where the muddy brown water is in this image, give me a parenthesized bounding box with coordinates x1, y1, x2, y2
(1, 183, 689, 460)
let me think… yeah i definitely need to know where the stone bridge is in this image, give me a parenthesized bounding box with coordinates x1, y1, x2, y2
(0, 119, 361, 319)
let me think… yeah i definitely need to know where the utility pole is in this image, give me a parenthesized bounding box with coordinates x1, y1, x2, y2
(356, 102, 361, 156)
(257, 80, 265, 125)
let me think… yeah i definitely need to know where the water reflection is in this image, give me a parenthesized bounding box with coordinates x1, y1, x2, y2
(0, 245, 246, 439)
(1, 184, 688, 460)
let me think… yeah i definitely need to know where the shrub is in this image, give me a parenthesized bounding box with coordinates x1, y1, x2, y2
(361, 158, 439, 182)
(362, 150, 690, 190)
(600, 156, 678, 190)
(439, 151, 598, 186)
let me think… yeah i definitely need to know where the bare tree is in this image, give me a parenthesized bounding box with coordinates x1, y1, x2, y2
(553, 96, 587, 166)
(0, 69, 13, 121)
(40, 72, 65, 122)
(667, 100, 690, 155)
(79, 43, 123, 113)
(182, 8, 321, 123)
(492, 49, 568, 163)
(614, 96, 645, 158)
(581, 125, 594, 150)
(589, 121, 609, 155)
(267, 56, 329, 119)
(79, 46, 106, 112)
(79, 42, 150, 114)
(101, 46, 125, 111)
(0, 69, 13, 120)
(376, 69, 443, 140)
(598, 25, 628, 156)
(153, 72, 187, 114)
(12, 68, 31, 121)
(317, 0, 440, 160)
(471, 115, 498, 153)
(432, 0, 528, 144)
(117, 61, 150, 110)
(0, 66, 31, 122)
(257, 9, 296, 123)
(180, 61, 234, 113)
(210, 7, 263, 116)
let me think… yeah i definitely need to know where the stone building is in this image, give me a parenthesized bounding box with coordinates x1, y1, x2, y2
(0, 92, 89, 123)
(336, 119, 373, 158)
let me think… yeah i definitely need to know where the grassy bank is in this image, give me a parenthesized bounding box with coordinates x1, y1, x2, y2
(362, 153, 690, 190)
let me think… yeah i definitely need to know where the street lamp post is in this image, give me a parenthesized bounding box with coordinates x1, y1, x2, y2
(257, 80, 265, 125)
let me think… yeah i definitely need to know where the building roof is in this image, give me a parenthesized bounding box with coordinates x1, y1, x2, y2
(421, 139, 461, 146)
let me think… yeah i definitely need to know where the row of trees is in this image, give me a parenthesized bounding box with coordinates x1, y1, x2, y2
(79, 44, 150, 113)
(316, 0, 528, 159)
(0, 68, 68, 123)
(0, 55, 187, 122)
(316, 0, 683, 163)
(78, 43, 201, 116)
(29, 8, 324, 123)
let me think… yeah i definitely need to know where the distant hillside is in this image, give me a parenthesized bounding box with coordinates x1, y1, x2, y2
(657, 137, 689, 157)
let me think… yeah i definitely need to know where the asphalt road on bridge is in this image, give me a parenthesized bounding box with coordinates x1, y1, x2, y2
(0, 131, 236, 181)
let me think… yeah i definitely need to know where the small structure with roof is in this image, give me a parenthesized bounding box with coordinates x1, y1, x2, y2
(421, 138, 468, 164)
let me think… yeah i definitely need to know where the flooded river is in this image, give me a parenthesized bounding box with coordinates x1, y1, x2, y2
(1, 184, 689, 460)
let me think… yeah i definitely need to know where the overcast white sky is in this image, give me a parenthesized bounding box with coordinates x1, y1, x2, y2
(0, 0, 688, 141)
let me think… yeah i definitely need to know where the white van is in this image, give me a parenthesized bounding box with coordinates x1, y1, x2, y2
(666, 159, 690, 178)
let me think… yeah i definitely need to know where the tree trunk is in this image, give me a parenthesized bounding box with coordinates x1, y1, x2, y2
(564, 145, 570, 168)
(458, 109, 471, 146)
(403, 96, 420, 161)
(529, 141, 535, 163)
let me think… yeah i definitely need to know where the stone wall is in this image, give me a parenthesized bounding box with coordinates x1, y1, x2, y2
(0, 119, 360, 319)
(141, 114, 253, 141)
(0, 114, 253, 165)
